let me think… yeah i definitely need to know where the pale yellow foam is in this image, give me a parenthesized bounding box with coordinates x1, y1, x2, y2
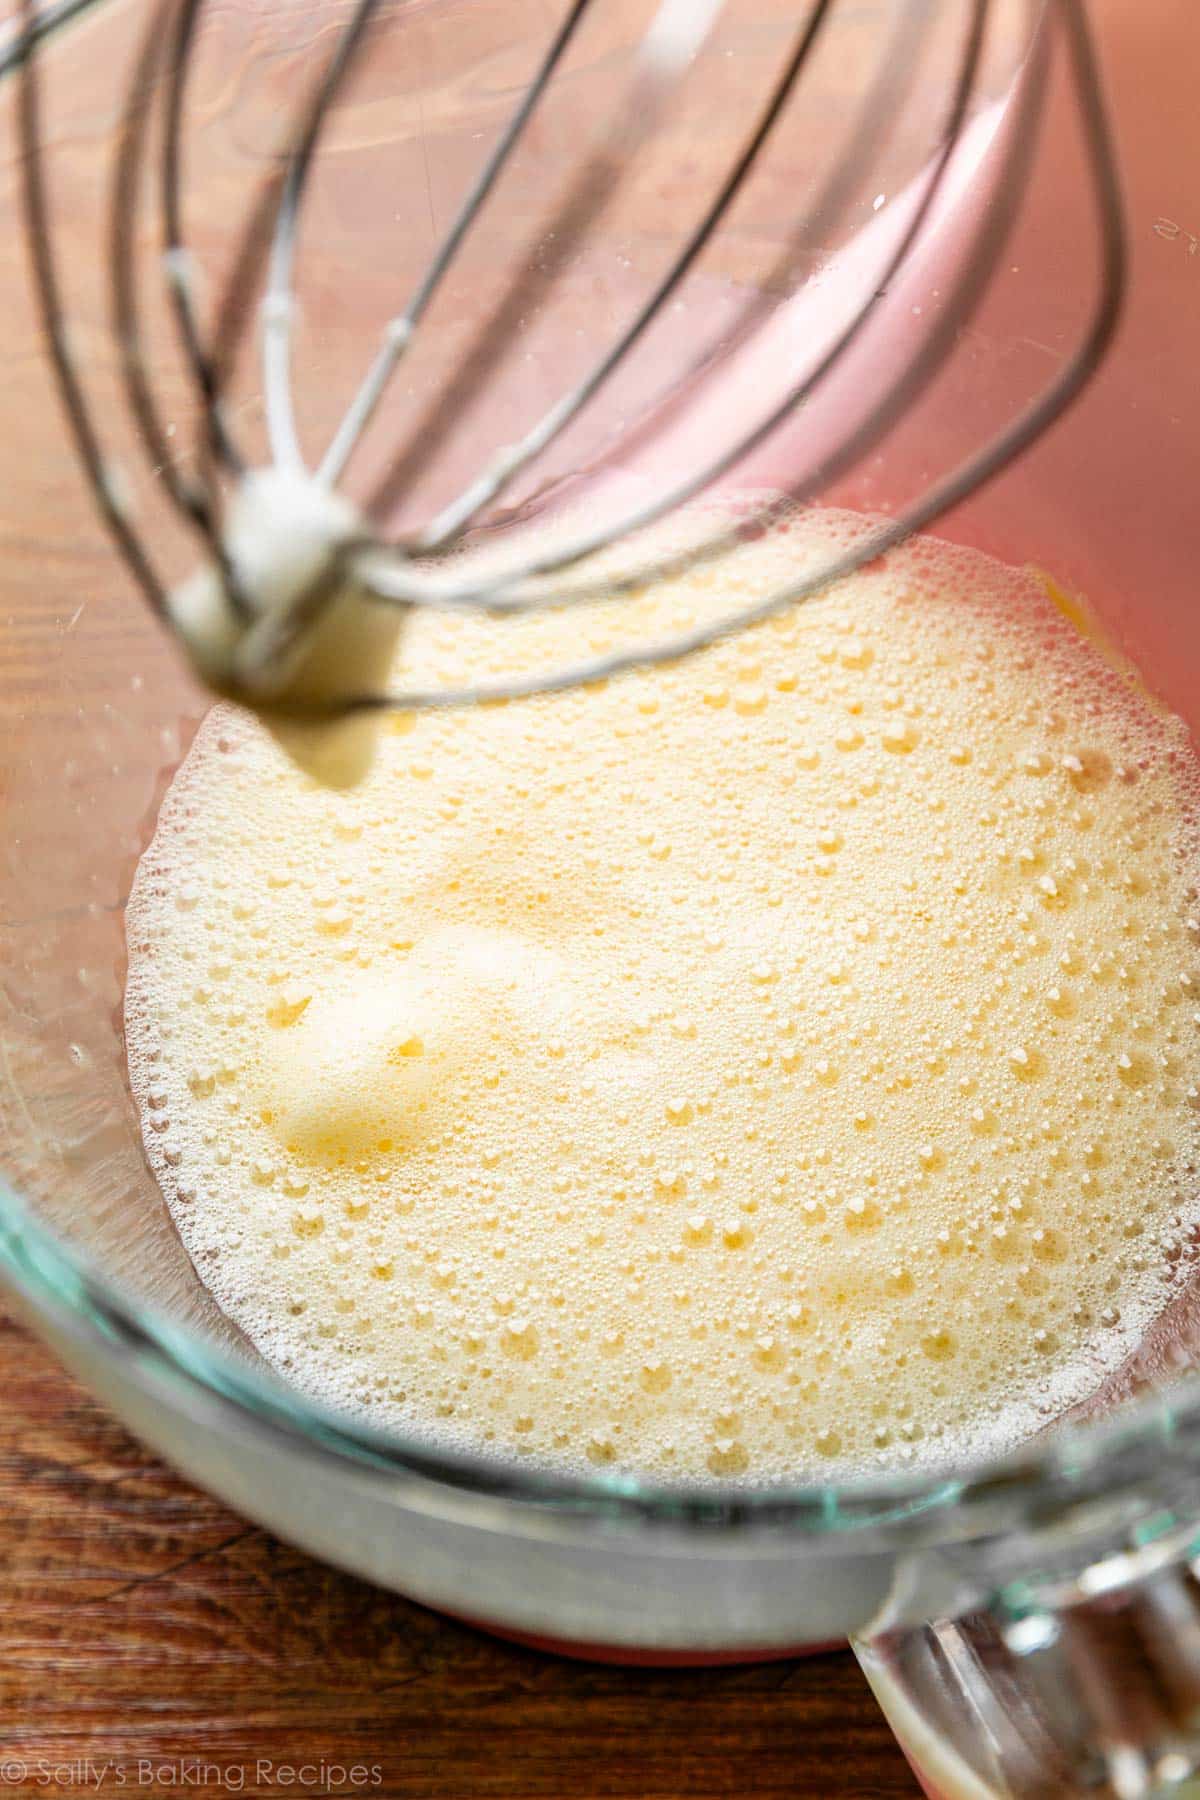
(126, 505, 1200, 1482)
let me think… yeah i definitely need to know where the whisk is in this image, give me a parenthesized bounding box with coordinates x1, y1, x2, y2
(8, 0, 1124, 762)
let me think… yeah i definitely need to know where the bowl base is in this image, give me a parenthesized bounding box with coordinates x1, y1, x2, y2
(448, 1611, 843, 1665)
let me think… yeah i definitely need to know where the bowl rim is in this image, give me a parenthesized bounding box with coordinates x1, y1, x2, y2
(3, 1165, 1195, 1549)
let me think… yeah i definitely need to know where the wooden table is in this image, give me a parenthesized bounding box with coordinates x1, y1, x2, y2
(0, 1306, 917, 1800)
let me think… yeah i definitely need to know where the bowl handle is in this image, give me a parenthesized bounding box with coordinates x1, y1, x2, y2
(854, 1518, 1200, 1798)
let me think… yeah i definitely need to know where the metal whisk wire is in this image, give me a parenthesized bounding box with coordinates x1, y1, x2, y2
(11, 0, 1125, 717)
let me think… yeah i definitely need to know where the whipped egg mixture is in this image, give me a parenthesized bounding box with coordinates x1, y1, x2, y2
(126, 506, 1200, 1481)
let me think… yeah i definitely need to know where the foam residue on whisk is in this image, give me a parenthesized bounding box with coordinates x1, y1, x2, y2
(126, 503, 1200, 1483)
(168, 468, 404, 789)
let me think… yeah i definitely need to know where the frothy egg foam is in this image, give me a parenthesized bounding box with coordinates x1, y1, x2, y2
(126, 504, 1200, 1483)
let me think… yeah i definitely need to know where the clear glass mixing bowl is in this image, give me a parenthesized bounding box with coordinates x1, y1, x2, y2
(2, 1, 1198, 1792)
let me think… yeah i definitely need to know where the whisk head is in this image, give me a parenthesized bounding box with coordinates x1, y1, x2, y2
(8, 0, 1124, 761)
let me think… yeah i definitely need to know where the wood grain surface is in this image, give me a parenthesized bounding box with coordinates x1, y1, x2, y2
(0, 1305, 917, 1800)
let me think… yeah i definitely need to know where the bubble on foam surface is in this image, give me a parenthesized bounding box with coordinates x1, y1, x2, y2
(126, 502, 1200, 1484)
